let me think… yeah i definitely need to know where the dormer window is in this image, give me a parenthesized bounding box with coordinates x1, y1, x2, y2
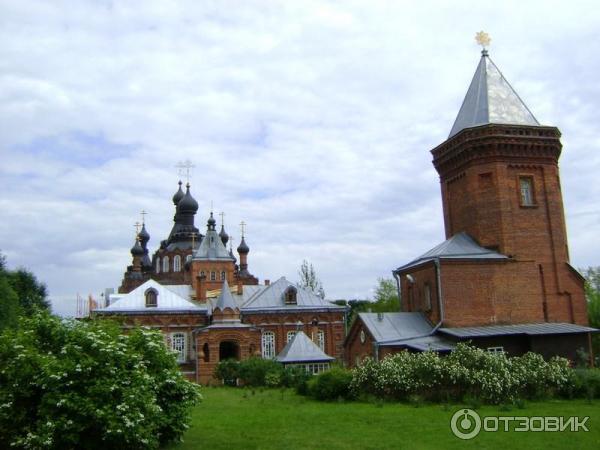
(284, 286, 297, 305)
(145, 289, 158, 308)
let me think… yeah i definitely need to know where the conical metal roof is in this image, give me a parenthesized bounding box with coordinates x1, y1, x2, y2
(449, 50, 539, 138)
(214, 279, 238, 311)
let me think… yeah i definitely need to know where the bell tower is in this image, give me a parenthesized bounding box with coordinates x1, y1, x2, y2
(431, 39, 587, 325)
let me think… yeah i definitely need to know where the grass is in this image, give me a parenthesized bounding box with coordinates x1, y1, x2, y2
(165, 387, 600, 450)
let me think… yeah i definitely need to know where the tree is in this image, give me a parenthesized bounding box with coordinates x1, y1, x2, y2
(0, 252, 20, 331)
(7, 268, 50, 315)
(0, 312, 200, 449)
(582, 267, 600, 365)
(371, 278, 400, 312)
(298, 259, 325, 298)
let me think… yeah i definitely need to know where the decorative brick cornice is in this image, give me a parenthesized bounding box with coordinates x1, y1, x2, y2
(431, 124, 562, 179)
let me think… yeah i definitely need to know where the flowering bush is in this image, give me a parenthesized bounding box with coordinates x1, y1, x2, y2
(350, 343, 573, 404)
(0, 313, 200, 449)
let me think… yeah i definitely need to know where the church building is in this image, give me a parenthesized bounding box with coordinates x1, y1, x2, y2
(345, 46, 597, 366)
(95, 182, 346, 384)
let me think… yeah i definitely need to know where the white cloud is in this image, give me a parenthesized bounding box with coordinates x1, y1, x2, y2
(1, 0, 599, 310)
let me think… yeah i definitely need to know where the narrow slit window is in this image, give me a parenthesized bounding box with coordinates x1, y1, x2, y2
(519, 176, 535, 206)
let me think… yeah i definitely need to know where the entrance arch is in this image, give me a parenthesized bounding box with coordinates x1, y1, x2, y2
(219, 340, 240, 361)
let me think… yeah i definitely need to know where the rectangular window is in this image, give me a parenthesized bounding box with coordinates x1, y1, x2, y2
(171, 333, 187, 363)
(519, 176, 535, 206)
(286, 331, 297, 343)
(210, 271, 216, 281)
(487, 346, 504, 354)
(261, 332, 275, 359)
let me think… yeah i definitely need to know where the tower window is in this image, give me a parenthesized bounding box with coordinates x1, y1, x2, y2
(284, 286, 297, 305)
(316, 330, 325, 351)
(519, 176, 535, 206)
(145, 289, 158, 308)
(162, 256, 170, 273)
(173, 255, 181, 272)
(155, 257, 160, 274)
(210, 271, 216, 281)
(200, 270, 205, 278)
(220, 271, 226, 281)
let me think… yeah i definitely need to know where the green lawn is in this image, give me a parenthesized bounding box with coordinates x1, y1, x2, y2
(166, 387, 600, 450)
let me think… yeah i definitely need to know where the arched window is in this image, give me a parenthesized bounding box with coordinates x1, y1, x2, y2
(316, 330, 325, 351)
(145, 289, 158, 308)
(162, 256, 170, 273)
(155, 257, 160, 273)
(220, 271, 226, 281)
(210, 271, 216, 281)
(173, 255, 181, 272)
(284, 286, 297, 305)
(286, 331, 297, 343)
(262, 331, 275, 359)
(200, 270, 205, 278)
(171, 333, 186, 363)
(186, 254, 192, 263)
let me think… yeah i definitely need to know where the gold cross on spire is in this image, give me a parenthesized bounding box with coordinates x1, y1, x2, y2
(219, 211, 225, 226)
(140, 210, 147, 225)
(175, 159, 195, 183)
(240, 221, 246, 237)
(475, 31, 491, 49)
(134, 221, 141, 236)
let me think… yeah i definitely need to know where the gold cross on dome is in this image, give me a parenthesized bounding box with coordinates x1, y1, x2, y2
(219, 211, 225, 226)
(475, 31, 491, 49)
(175, 159, 195, 183)
(240, 221, 246, 237)
(140, 210, 147, 224)
(134, 221, 141, 235)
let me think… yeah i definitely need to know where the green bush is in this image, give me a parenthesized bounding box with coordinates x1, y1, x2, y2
(238, 357, 283, 386)
(308, 368, 354, 401)
(568, 368, 600, 400)
(350, 344, 574, 405)
(0, 312, 200, 449)
(215, 359, 241, 386)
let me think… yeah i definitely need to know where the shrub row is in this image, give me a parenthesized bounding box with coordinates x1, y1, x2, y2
(215, 357, 310, 390)
(350, 343, 574, 404)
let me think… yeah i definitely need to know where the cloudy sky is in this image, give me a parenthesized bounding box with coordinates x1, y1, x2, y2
(1, 1, 599, 316)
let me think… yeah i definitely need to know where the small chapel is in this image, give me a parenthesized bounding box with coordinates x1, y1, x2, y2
(94, 182, 346, 383)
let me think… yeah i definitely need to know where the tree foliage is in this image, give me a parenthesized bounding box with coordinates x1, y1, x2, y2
(0, 312, 200, 449)
(582, 267, 600, 364)
(0, 252, 50, 326)
(298, 259, 325, 298)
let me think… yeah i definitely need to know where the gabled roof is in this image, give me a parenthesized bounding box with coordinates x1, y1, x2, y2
(241, 277, 345, 311)
(193, 229, 234, 261)
(276, 331, 334, 363)
(97, 279, 206, 313)
(358, 312, 434, 343)
(394, 232, 508, 272)
(214, 280, 238, 311)
(449, 51, 540, 138)
(440, 322, 598, 338)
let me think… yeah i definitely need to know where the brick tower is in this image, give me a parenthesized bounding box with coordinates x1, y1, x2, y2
(431, 48, 587, 325)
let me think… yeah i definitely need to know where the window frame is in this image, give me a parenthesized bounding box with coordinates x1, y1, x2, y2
(173, 255, 181, 272)
(162, 255, 170, 273)
(286, 330, 297, 343)
(170, 332, 187, 363)
(518, 175, 537, 207)
(145, 289, 158, 308)
(261, 331, 275, 359)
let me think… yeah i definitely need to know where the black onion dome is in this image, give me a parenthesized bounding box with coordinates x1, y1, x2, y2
(237, 236, 249, 254)
(172, 180, 184, 205)
(207, 212, 217, 230)
(138, 224, 150, 244)
(178, 183, 198, 214)
(219, 225, 229, 245)
(130, 239, 144, 256)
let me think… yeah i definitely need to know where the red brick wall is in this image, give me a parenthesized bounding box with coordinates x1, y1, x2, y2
(242, 311, 346, 359)
(398, 263, 440, 324)
(432, 124, 587, 326)
(344, 317, 376, 367)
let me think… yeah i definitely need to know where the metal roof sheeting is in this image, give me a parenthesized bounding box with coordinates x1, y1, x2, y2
(359, 312, 433, 343)
(276, 331, 334, 363)
(381, 335, 455, 352)
(440, 322, 598, 338)
(395, 232, 508, 272)
(97, 279, 206, 313)
(449, 51, 539, 138)
(241, 277, 344, 311)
